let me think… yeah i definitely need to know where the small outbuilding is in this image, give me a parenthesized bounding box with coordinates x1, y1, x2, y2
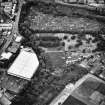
(15, 35, 23, 43)
(0, 52, 12, 60)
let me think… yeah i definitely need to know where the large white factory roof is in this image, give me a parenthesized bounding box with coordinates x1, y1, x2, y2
(8, 48, 39, 80)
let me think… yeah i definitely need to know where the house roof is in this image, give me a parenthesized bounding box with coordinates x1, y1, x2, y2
(15, 36, 23, 42)
(0, 23, 12, 30)
(0, 52, 12, 60)
(7, 48, 39, 80)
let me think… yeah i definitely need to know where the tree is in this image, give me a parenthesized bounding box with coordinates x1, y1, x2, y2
(104, 0, 105, 4)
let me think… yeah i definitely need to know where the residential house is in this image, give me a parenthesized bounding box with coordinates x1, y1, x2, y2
(1, 2, 12, 14)
(0, 52, 12, 60)
(0, 23, 12, 30)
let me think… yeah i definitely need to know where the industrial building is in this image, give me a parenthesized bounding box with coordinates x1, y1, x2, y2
(8, 48, 39, 80)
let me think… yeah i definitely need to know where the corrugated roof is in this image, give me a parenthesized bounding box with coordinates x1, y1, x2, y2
(7, 49, 39, 80)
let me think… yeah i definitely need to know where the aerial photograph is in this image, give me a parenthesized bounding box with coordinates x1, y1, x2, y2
(0, 0, 105, 105)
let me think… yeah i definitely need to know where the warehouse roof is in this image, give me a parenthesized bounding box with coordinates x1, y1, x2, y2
(7, 48, 39, 80)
